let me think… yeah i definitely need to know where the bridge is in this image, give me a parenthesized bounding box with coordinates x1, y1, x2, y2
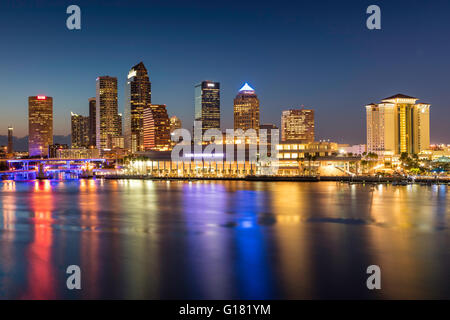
(1, 158, 108, 181)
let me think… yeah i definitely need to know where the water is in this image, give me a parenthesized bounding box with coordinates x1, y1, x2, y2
(0, 179, 449, 299)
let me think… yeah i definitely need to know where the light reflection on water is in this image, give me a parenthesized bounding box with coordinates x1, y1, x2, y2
(0, 180, 448, 299)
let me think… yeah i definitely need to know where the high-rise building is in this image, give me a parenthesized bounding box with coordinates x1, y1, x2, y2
(169, 115, 182, 134)
(234, 83, 260, 132)
(96, 76, 120, 152)
(195, 81, 220, 133)
(124, 62, 151, 153)
(366, 94, 430, 155)
(71, 112, 90, 148)
(89, 97, 96, 147)
(143, 104, 171, 151)
(29, 95, 53, 157)
(281, 108, 315, 142)
(7, 126, 13, 154)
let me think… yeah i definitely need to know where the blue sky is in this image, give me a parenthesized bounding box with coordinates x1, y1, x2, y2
(0, 0, 449, 144)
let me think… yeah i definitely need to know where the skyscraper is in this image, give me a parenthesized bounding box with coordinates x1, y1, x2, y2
(29, 95, 53, 157)
(143, 104, 171, 151)
(124, 62, 152, 153)
(89, 97, 96, 147)
(234, 83, 260, 132)
(366, 94, 430, 155)
(7, 126, 13, 154)
(169, 115, 182, 134)
(281, 108, 315, 142)
(71, 112, 90, 148)
(96, 76, 120, 152)
(195, 81, 220, 133)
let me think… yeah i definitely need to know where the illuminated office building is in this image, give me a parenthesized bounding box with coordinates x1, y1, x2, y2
(96, 76, 120, 152)
(195, 81, 220, 133)
(234, 83, 260, 132)
(366, 94, 430, 155)
(124, 62, 151, 153)
(281, 108, 314, 142)
(89, 97, 96, 147)
(143, 104, 171, 151)
(7, 126, 13, 154)
(29, 95, 53, 157)
(170, 115, 182, 133)
(71, 112, 90, 148)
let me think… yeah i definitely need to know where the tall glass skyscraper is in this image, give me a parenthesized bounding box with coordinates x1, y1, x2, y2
(71, 112, 90, 148)
(233, 83, 260, 131)
(143, 104, 171, 151)
(96, 76, 119, 152)
(195, 81, 220, 134)
(28, 95, 53, 157)
(124, 62, 151, 153)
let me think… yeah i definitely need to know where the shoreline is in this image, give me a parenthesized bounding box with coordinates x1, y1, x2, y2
(97, 175, 450, 184)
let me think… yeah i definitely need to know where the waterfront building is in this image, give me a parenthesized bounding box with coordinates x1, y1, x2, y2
(7, 126, 13, 154)
(276, 141, 360, 176)
(71, 112, 90, 148)
(89, 97, 96, 147)
(195, 81, 220, 133)
(260, 124, 279, 157)
(366, 94, 430, 155)
(124, 62, 152, 153)
(29, 95, 53, 157)
(143, 104, 171, 151)
(281, 108, 314, 142)
(96, 76, 120, 152)
(234, 83, 260, 132)
(57, 147, 100, 159)
(127, 140, 357, 178)
(48, 144, 68, 158)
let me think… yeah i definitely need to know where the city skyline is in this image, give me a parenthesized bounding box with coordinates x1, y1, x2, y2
(1, 1, 450, 144)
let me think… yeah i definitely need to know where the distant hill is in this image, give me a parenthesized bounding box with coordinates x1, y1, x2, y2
(0, 135, 71, 151)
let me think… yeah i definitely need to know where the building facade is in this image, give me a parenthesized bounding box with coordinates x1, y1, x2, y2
(48, 144, 69, 158)
(89, 97, 96, 147)
(124, 62, 152, 153)
(96, 76, 120, 152)
(143, 104, 171, 151)
(195, 81, 220, 133)
(29, 96, 53, 157)
(234, 83, 260, 132)
(281, 108, 314, 142)
(366, 94, 430, 155)
(7, 126, 13, 154)
(71, 112, 90, 148)
(170, 115, 182, 133)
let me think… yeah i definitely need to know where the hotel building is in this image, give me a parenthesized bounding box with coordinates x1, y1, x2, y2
(143, 104, 171, 151)
(170, 115, 182, 133)
(366, 94, 430, 155)
(71, 112, 90, 148)
(281, 108, 314, 142)
(29, 95, 53, 157)
(96, 76, 120, 152)
(195, 81, 220, 133)
(124, 62, 152, 153)
(234, 83, 260, 132)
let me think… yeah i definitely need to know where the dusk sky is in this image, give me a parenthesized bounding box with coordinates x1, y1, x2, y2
(0, 0, 449, 144)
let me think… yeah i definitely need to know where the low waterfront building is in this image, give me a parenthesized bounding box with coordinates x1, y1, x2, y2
(57, 148, 99, 159)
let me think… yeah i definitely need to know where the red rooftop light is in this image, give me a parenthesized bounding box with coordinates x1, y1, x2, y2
(37, 95, 46, 100)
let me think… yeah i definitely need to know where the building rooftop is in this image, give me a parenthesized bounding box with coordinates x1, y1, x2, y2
(383, 94, 417, 100)
(239, 83, 255, 92)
